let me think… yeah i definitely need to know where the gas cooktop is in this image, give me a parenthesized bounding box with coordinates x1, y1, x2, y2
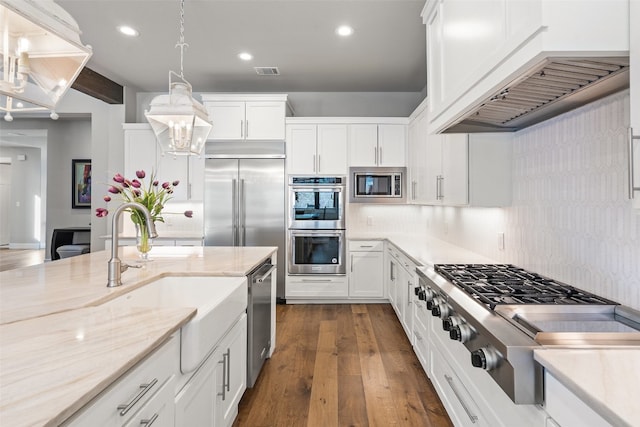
(434, 264, 616, 310)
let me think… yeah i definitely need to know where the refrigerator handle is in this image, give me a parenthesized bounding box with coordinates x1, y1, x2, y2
(240, 179, 246, 246)
(232, 179, 238, 245)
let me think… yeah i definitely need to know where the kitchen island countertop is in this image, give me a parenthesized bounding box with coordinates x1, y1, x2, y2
(0, 246, 276, 426)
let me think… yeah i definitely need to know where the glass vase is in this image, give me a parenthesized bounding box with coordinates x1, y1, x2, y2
(135, 223, 154, 261)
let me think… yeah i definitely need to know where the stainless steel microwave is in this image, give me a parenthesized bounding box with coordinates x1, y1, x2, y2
(349, 167, 406, 203)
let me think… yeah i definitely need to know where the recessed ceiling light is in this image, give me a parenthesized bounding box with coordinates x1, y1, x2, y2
(336, 25, 354, 37)
(238, 52, 253, 61)
(118, 25, 139, 37)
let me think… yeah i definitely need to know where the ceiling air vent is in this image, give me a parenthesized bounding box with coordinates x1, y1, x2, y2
(254, 67, 280, 76)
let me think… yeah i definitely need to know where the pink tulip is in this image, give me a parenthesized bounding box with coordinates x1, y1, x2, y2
(113, 173, 125, 183)
(131, 179, 141, 188)
(108, 186, 121, 194)
(136, 170, 146, 179)
(152, 180, 159, 186)
(162, 182, 170, 189)
(103, 195, 111, 202)
(172, 180, 180, 186)
(95, 208, 108, 217)
(132, 189, 141, 197)
(123, 180, 131, 188)
(167, 189, 174, 194)
(184, 210, 193, 218)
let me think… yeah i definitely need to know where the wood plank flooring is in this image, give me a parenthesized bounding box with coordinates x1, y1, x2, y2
(234, 304, 453, 427)
(0, 248, 45, 272)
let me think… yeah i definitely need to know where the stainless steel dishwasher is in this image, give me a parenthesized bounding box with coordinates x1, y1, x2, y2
(247, 260, 275, 387)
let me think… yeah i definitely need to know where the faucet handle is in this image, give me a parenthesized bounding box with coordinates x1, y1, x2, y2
(121, 262, 143, 273)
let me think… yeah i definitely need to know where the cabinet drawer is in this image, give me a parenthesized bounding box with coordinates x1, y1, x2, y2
(64, 335, 179, 426)
(123, 377, 175, 427)
(349, 240, 383, 252)
(286, 277, 348, 298)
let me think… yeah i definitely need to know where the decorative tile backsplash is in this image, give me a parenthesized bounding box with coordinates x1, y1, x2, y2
(349, 90, 640, 310)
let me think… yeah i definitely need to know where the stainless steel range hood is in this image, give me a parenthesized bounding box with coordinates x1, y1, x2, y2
(443, 57, 630, 133)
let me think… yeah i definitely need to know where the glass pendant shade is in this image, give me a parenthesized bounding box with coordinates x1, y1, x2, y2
(145, 77, 212, 156)
(0, 0, 92, 114)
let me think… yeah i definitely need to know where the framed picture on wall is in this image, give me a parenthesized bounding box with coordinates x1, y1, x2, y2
(72, 159, 91, 208)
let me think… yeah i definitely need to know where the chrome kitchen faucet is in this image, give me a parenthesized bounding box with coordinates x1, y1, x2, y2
(107, 202, 158, 287)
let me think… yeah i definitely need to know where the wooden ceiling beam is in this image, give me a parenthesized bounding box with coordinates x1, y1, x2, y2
(71, 67, 123, 105)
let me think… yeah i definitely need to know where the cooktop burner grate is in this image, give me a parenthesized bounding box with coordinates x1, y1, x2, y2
(434, 264, 616, 310)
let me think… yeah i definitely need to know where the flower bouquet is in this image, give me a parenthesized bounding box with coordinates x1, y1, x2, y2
(96, 170, 192, 259)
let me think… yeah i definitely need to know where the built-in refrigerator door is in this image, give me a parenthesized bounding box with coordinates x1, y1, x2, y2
(204, 159, 239, 246)
(239, 158, 286, 297)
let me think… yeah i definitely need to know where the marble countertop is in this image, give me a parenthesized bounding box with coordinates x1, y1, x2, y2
(534, 348, 640, 427)
(0, 246, 275, 426)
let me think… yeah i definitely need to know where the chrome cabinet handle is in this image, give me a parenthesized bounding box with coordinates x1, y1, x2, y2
(439, 176, 444, 200)
(301, 279, 332, 283)
(435, 176, 440, 200)
(407, 281, 412, 305)
(217, 352, 227, 401)
(444, 374, 478, 423)
(374, 146, 378, 165)
(225, 349, 231, 392)
(117, 378, 158, 416)
(232, 179, 238, 245)
(240, 179, 246, 246)
(412, 180, 417, 200)
(350, 254, 354, 272)
(317, 154, 321, 172)
(245, 120, 249, 138)
(140, 413, 159, 426)
(629, 127, 639, 199)
(313, 154, 317, 173)
(359, 245, 374, 248)
(379, 146, 382, 165)
(240, 120, 244, 138)
(255, 265, 276, 283)
(415, 331, 423, 341)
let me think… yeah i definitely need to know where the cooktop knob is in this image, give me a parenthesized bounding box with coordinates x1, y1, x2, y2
(442, 315, 462, 331)
(432, 303, 451, 318)
(414, 286, 421, 296)
(424, 287, 436, 301)
(418, 289, 427, 301)
(449, 324, 475, 343)
(426, 296, 440, 311)
(471, 347, 501, 371)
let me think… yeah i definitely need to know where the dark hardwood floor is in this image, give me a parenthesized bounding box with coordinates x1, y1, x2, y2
(234, 304, 453, 427)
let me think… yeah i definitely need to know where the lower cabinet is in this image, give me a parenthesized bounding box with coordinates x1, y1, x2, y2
(286, 275, 349, 299)
(543, 372, 611, 427)
(175, 313, 247, 427)
(348, 240, 384, 299)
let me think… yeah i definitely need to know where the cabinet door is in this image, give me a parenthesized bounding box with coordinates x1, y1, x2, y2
(215, 314, 247, 427)
(348, 124, 378, 166)
(440, 134, 468, 206)
(377, 125, 406, 167)
(387, 254, 398, 308)
(317, 124, 348, 175)
(156, 153, 189, 200)
(286, 124, 317, 174)
(245, 102, 285, 140)
(424, 132, 443, 204)
(175, 348, 217, 427)
(124, 129, 157, 181)
(409, 111, 429, 203)
(206, 102, 245, 140)
(349, 251, 384, 298)
(632, 0, 640, 206)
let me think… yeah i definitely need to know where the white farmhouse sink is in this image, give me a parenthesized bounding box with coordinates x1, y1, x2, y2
(102, 276, 247, 373)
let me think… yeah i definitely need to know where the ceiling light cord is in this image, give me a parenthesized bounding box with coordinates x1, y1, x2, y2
(175, 0, 188, 79)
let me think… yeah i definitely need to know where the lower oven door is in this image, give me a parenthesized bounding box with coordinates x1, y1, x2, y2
(288, 230, 346, 275)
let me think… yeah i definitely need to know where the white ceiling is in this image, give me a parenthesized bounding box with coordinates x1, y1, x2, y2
(56, 0, 427, 94)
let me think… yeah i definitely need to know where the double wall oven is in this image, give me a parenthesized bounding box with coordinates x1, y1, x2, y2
(287, 176, 346, 275)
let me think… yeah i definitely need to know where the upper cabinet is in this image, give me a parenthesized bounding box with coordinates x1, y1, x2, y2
(201, 94, 288, 141)
(123, 124, 204, 201)
(286, 121, 348, 175)
(631, 1, 640, 208)
(349, 124, 406, 167)
(407, 101, 512, 207)
(422, 0, 630, 134)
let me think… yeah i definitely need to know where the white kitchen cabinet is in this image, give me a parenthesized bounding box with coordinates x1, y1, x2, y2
(348, 240, 384, 299)
(543, 372, 611, 427)
(386, 243, 416, 337)
(201, 94, 287, 141)
(285, 275, 349, 300)
(422, 0, 629, 134)
(349, 124, 406, 167)
(122, 378, 175, 427)
(408, 100, 431, 204)
(123, 124, 204, 201)
(175, 313, 247, 427)
(386, 246, 399, 313)
(63, 334, 180, 426)
(422, 131, 512, 207)
(631, 0, 640, 208)
(286, 123, 348, 175)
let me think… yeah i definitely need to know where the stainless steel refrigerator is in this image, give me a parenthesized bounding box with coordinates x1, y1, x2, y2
(204, 141, 286, 300)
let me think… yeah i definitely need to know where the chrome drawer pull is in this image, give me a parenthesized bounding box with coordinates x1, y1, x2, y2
(117, 378, 158, 416)
(629, 127, 639, 199)
(140, 413, 159, 426)
(444, 374, 478, 423)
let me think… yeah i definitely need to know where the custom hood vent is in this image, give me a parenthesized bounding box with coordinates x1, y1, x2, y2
(446, 57, 629, 133)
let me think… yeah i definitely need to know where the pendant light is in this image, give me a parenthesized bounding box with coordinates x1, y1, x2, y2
(145, 0, 212, 156)
(0, 0, 92, 121)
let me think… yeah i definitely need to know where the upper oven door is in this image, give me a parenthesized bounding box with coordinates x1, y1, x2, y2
(288, 186, 345, 229)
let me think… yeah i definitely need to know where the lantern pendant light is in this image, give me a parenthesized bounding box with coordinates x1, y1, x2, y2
(0, 0, 92, 121)
(145, 0, 212, 156)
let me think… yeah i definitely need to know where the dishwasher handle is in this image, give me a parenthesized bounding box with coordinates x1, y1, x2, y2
(252, 263, 276, 283)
